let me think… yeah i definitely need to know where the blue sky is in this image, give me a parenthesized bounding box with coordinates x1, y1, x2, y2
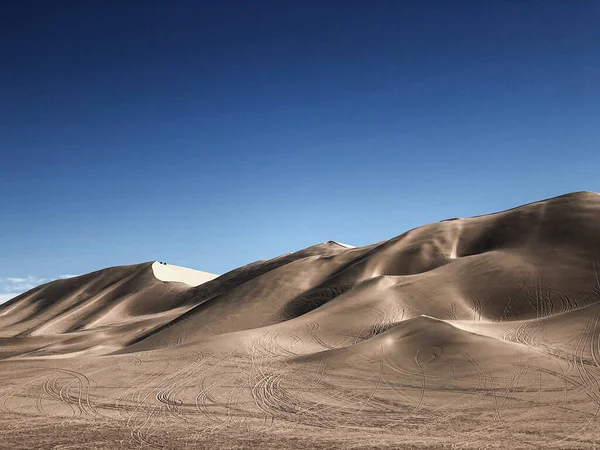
(1, 1, 599, 302)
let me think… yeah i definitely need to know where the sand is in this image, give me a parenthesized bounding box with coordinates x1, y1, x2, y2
(151, 261, 218, 286)
(1, 191, 600, 448)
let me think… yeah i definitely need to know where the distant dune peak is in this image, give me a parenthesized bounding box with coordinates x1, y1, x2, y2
(326, 240, 355, 248)
(151, 261, 218, 286)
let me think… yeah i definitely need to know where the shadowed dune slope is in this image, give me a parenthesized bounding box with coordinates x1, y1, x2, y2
(0, 262, 218, 357)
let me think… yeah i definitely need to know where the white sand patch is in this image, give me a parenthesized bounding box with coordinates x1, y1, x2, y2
(151, 261, 218, 287)
(328, 241, 355, 249)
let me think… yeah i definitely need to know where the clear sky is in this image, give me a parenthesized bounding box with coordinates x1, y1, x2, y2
(1, 1, 599, 302)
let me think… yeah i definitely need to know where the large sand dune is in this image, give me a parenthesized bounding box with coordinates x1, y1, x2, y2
(2, 191, 600, 448)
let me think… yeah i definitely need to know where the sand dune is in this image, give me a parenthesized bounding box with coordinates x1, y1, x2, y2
(2, 191, 600, 448)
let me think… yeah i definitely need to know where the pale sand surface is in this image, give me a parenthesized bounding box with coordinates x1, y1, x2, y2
(151, 261, 219, 286)
(2, 191, 600, 448)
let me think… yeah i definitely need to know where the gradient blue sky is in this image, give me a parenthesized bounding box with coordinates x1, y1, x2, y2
(1, 1, 599, 301)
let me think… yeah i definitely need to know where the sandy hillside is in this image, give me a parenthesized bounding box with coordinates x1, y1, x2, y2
(2, 191, 600, 448)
